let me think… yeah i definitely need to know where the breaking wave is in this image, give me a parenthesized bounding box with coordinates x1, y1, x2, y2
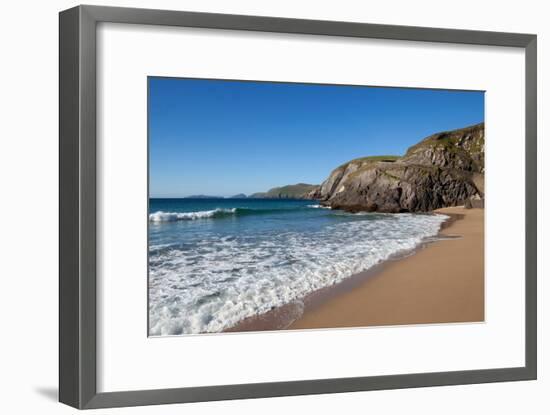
(149, 205, 333, 222)
(149, 208, 237, 222)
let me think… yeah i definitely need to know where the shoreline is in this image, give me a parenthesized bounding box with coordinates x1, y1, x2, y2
(227, 206, 484, 333)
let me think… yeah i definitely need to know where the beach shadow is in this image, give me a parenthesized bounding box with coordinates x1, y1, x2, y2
(35, 387, 58, 402)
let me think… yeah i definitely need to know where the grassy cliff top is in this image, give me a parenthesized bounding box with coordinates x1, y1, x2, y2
(249, 183, 318, 199)
(337, 155, 400, 170)
(405, 122, 484, 156)
(328, 123, 484, 184)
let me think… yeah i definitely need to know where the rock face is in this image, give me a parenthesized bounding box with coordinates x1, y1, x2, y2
(310, 123, 485, 213)
(250, 183, 319, 199)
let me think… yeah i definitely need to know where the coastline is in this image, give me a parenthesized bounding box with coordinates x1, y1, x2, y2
(227, 206, 484, 333)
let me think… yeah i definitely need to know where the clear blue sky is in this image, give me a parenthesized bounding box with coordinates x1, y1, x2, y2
(149, 77, 484, 197)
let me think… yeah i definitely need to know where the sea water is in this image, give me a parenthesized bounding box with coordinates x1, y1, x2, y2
(148, 198, 448, 335)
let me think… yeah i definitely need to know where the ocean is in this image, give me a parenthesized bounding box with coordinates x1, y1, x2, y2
(148, 198, 448, 335)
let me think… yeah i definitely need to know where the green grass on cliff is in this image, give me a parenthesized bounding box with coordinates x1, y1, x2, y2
(249, 183, 318, 199)
(405, 122, 484, 156)
(354, 155, 401, 163)
(337, 155, 400, 170)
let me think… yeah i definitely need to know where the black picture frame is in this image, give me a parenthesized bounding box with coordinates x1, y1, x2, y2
(59, 4, 537, 409)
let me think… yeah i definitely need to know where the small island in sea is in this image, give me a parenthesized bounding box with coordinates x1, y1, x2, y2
(148, 77, 485, 336)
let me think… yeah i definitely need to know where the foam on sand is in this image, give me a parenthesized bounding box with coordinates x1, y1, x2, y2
(148, 212, 448, 335)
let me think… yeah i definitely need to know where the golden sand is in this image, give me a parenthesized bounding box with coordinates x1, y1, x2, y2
(287, 207, 485, 329)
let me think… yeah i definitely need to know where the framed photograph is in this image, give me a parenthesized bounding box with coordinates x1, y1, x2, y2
(59, 5, 537, 409)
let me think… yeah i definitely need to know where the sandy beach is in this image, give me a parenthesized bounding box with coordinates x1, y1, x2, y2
(229, 206, 484, 333)
(288, 206, 485, 329)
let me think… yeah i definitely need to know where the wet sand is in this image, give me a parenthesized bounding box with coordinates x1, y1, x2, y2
(229, 206, 484, 332)
(288, 206, 484, 329)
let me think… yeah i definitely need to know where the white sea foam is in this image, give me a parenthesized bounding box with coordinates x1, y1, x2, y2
(307, 204, 331, 209)
(149, 208, 236, 222)
(148, 213, 449, 335)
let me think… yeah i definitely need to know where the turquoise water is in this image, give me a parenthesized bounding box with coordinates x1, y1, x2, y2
(148, 198, 447, 335)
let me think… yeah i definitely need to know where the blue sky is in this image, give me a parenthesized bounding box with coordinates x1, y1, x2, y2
(149, 77, 484, 197)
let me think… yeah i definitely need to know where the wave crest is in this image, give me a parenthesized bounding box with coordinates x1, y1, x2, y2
(149, 208, 236, 222)
(149, 205, 325, 222)
(307, 204, 331, 209)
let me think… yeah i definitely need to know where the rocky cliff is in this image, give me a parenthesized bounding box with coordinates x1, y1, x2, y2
(310, 123, 484, 213)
